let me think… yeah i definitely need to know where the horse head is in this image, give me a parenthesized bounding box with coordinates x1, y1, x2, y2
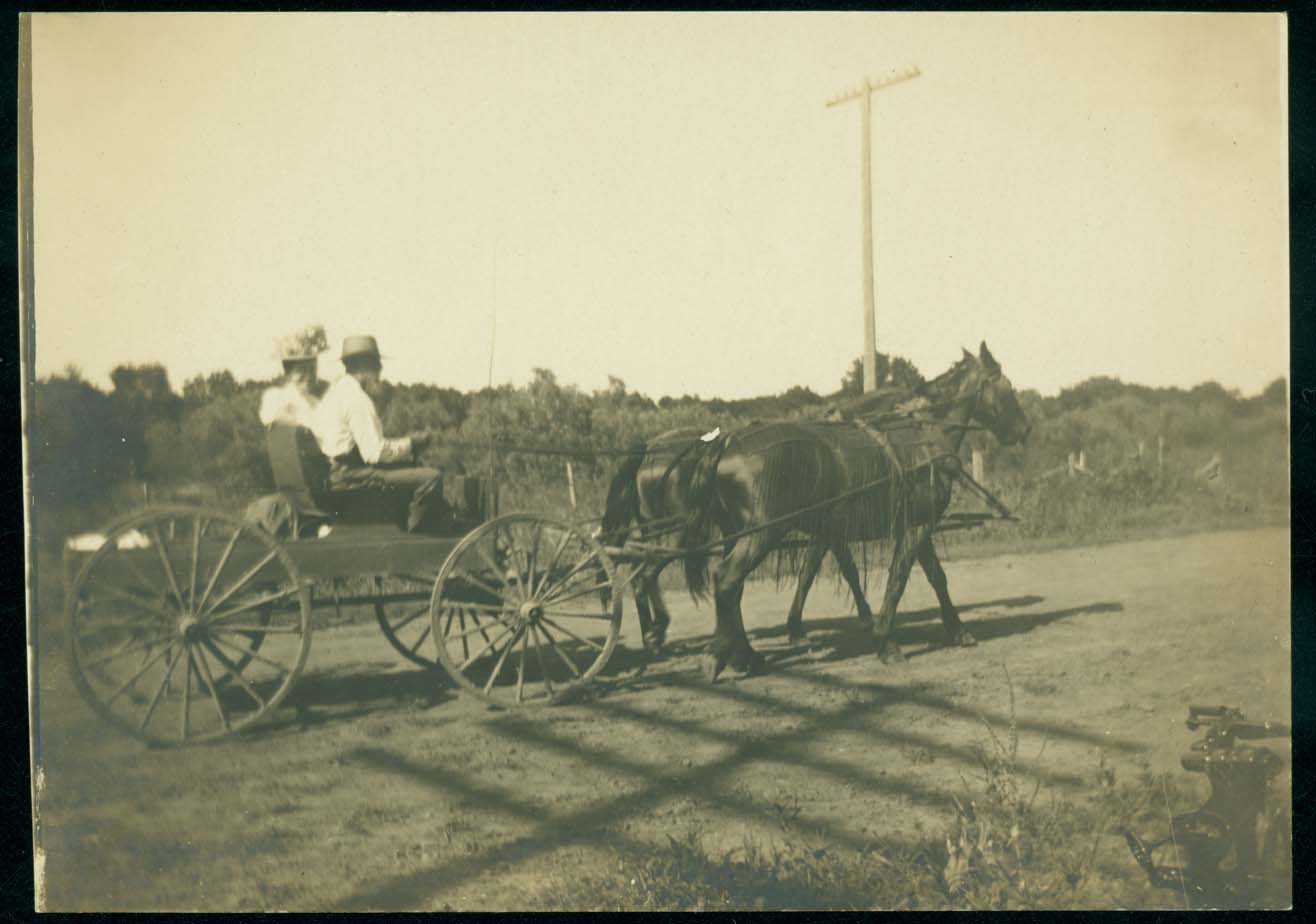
(968, 342, 1031, 445)
(925, 343, 1031, 446)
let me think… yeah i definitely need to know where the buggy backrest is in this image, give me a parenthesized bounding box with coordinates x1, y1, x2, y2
(267, 423, 331, 514)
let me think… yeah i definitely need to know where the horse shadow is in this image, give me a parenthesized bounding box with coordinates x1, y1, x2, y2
(606, 596, 1124, 685)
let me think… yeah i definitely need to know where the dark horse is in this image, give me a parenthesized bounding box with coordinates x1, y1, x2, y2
(601, 343, 1030, 681)
(600, 384, 927, 653)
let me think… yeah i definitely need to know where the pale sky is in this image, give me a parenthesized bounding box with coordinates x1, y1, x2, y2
(31, 12, 1288, 399)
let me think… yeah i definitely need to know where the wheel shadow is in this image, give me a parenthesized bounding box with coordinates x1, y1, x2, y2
(253, 663, 459, 737)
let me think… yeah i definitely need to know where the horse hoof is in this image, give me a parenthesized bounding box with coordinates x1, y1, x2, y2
(856, 612, 874, 626)
(957, 630, 977, 648)
(701, 652, 727, 684)
(643, 632, 666, 653)
(879, 643, 906, 665)
(787, 630, 808, 646)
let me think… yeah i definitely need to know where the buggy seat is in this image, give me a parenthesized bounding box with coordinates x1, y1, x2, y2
(265, 422, 497, 531)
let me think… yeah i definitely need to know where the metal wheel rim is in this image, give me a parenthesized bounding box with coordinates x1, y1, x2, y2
(65, 505, 313, 745)
(430, 513, 622, 708)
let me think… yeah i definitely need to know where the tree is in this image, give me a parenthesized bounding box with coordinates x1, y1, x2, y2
(839, 352, 923, 396)
(109, 363, 183, 479)
(183, 370, 240, 407)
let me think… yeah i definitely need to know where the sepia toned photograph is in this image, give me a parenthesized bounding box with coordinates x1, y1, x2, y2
(20, 11, 1290, 911)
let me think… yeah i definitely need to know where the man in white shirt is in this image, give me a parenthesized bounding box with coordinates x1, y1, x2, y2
(313, 335, 445, 533)
(258, 349, 322, 428)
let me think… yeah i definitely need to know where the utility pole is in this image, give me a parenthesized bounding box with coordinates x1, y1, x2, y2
(827, 66, 920, 393)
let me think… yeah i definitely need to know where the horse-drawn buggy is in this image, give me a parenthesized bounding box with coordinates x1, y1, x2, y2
(62, 343, 1030, 746)
(62, 422, 629, 746)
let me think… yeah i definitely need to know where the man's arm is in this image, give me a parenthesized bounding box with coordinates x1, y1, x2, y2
(347, 391, 413, 464)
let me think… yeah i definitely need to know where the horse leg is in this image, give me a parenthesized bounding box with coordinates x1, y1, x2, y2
(646, 563, 673, 650)
(784, 538, 827, 644)
(630, 564, 660, 651)
(827, 538, 876, 627)
(703, 534, 776, 683)
(916, 537, 976, 647)
(871, 525, 932, 664)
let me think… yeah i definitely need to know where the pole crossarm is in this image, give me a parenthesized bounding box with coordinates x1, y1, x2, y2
(825, 66, 921, 108)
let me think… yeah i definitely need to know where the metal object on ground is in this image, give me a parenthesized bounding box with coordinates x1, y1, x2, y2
(1123, 704, 1291, 909)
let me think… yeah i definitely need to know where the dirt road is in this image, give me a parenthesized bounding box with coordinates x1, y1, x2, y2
(33, 527, 1290, 910)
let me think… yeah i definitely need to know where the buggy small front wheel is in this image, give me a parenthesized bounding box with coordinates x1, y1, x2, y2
(430, 513, 622, 707)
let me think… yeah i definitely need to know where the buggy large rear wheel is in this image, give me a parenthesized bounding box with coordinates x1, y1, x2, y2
(374, 574, 441, 669)
(65, 506, 313, 745)
(430, 513, 622, 707)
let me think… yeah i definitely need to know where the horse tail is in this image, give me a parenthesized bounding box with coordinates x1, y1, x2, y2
(600, 442, 647, 542)
(680, 435, 730, 600)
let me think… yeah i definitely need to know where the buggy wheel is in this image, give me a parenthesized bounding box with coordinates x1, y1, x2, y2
(65, 505, 312, 745)
(373, 574, 441, 670)
(431, 513, 622, 707)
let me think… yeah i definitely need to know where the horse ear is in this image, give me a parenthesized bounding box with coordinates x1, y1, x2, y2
(979, 341, 999, 370)
(961, 346, 973, 362)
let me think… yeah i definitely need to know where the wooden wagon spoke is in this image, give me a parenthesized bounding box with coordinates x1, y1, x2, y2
(515, 628, 530, 704)
(180, 648, 194, 741)
(407, 622, 433, 656)
(82, 631, 175, 670)
(464, 608, 500, 648)
(205, 585, 300, 624)
(534, 546, 603, 603)
(456, 610, 471, 662)
(529, 626, 556, 697)
(538, 608, 614, 622)
(534, 622, 584, 679)
(187, 517, 207, 613)
(108, 544, 170, 602)
(482, 626, 524, 695)
(456, 622, 517, 673)
(138, 647, 184, 732)
(209, 634, 293, 677)
(525, 523, 544, 600)
(473, 541, 521, 603)
(538, 578, 613, 609)
(442, 618, 507, 643)
(382, 605, 429, 633)
(84, 582, 177, 622)
(200, 639, 267, 710)
(191, 644, 231, 731)
(195, 526, 243, 615)
(454, 570, 512, 605)
(104, 643, 174, 705)
(449, 601, 516, 616)
(208, 623, 302, 635)
(537, 614, 605, 653)
(201, 548, 280, 618)
(76, 615, 169, 637)
(531, 528, 574, 599)
(148, 522, 189, 615)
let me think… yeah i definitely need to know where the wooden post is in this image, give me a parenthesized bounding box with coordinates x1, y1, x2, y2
(971, 448, 985, 484)
(1067, 452, 1076, 476)
(565, 460, 577, 511)
(1078, 449, 1087, 473)
(1157, 434, 1165, 471)
(826, 67, 920, 393)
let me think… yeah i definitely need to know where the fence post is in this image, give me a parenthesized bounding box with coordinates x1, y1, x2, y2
(565, 460, 577, 511)
(971, 448, 985, 484)
(1157, 434, 1165, 471)
(1067, 452, 1076, 476)
(1077, 449, 1087, 473)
